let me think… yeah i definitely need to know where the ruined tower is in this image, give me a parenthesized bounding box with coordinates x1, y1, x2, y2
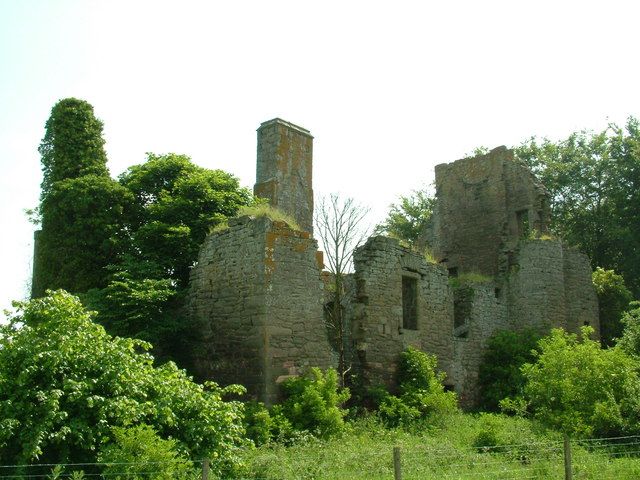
(254, 118, 314, 233)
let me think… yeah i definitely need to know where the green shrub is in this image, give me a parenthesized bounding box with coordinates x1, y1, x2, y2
(98, 424, 195, 480)
(478, 329, 541, 412)
(0, 291, 246, 475)
(279, 368, 350, 439)
(472, 414, 502, 449)
(522, 326, 640, 437)
(379, 347, 457, 427)
(618, 301, 640, 356)
(244, 401, 274, 446)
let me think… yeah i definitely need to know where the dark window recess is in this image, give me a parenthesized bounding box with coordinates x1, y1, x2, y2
(516, 209, 530, 238)
(448, 266, 458, 277)
(402, 276, 418, 330)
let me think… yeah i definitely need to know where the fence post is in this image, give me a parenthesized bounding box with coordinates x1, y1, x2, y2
(202, 458, 210, 480)
(563, 434, 572, 480)
(393, 446, 402, 480)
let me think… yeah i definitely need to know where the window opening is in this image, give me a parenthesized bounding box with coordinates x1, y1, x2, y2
(516, 209, 530, 238)
(402, 276, 418, 330)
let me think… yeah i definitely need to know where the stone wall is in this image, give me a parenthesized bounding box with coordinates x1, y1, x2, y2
(563, 246, 600, 335)
(351, 236, 454, 389)
(506, 239, 568, 332)
(506, 239, 600, 337)
(254, 118, 314, 234)
(432, 147, 549, 277)
(187, 215, 334, 404)
(452, 282, 507, 408)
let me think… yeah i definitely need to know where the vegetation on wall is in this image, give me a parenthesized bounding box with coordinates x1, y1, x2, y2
(33, 98, 130, 297)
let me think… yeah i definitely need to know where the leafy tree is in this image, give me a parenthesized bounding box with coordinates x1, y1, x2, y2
(592, 268, 634, 347)
(118, 153, 254, 287)
(515, 118, 640, 296)
(38, 98, 109, 199)
(375, 188, 435, 249)
(34, 99, 124, 297)
(521, 327, 640, 437)
(0, 291, 246, 475)
(34, 176, 132, 297)
(478, 329, 540, 412)
(82, 153, 254, 358)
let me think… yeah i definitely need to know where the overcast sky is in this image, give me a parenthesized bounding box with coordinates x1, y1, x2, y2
(1, 0, 639, 314)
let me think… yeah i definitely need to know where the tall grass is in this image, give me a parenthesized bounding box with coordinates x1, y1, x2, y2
(238, 413, 640, 479)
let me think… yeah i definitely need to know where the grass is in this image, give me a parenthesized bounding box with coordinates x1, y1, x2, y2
(237, 413, 640, 479)
(209, 204, 301, 234)
(450, 272, 493, 288)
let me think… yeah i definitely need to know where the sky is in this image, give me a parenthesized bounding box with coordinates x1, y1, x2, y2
(1, 0, 639, 314)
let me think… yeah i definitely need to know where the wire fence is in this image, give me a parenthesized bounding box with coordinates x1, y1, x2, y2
(1, 435, 640, 479)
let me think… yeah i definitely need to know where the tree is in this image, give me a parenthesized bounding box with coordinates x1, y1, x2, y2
(521, 327, 640, 437)
(38, 98, 109, 199)
(315, 194, 370, 384)
(0, 291, 246, 476)
(592, 268, 634, 347)
(375, 188, 435, 250)
(34, 99, 124, 297)
(118, 153, 254, 288)
(34, 175, 132, 296)
(617, 301, 640, 357)
(515, 118, 640, 296)
(81, 153, 255, 362)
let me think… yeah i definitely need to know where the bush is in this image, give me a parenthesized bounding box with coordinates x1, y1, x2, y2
(478, 329, 541, 411)
(379, 347, 457, 427)
(98, 425, 194, 480)
(0, 291, 246, 476)
(618, 301, 640, 357)
(278, 368, 350, 439)
(521, 326, 640, 437)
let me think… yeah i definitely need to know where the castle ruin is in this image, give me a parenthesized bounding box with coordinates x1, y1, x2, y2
(187, 119, 599, 407)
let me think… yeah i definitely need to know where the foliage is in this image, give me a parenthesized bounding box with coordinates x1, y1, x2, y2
(81, 153, 254, 356)
(618, 301, 640, 357)
(515, 118, 640, 296)
(449, 271, 493, 288)
(379, 347, 457, 427)
(375, 188, 435, 249)
(0, 291, 246, 476)
(118, 152, 253, 288)
(38, 98, 109, 199)
(241, 413, 633, 480)
(34, 98, 126, 297)
(521, 326, 640, 438)
(34, 176, 132, 297)
(98, 424, 195, 480)
(278, 368, 351, 439)
(592, 267, 634, 347)
(237, 203, 299, 230)
(478, 329, 541, 412)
